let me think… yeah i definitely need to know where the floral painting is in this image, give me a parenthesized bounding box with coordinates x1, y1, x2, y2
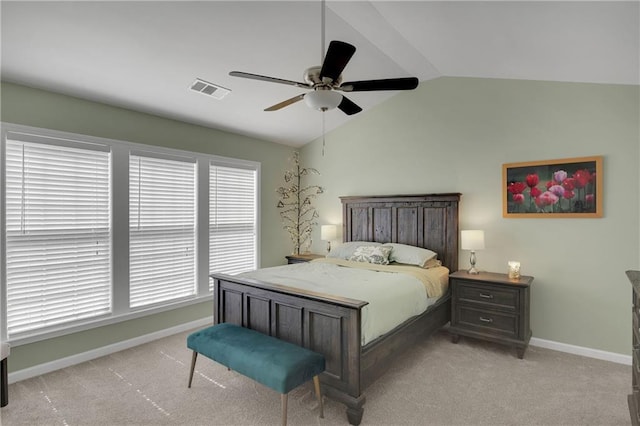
(503, 156, 603, 218)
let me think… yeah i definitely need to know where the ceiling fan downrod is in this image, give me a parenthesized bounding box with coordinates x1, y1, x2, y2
(320, 0, 326, 64)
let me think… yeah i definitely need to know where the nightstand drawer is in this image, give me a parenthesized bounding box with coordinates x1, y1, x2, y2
(457, 306, 518, 338)
(456, 282, 519, 311)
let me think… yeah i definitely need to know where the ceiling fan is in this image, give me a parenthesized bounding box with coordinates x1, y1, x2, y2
(229, 40, 419, 115)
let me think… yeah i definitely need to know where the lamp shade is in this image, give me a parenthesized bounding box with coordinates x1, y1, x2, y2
(321, 224, 337, 241)
(304, 90, 342, 111)
(461, 230, 485, 250)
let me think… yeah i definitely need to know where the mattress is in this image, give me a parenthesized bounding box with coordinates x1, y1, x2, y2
(239, 259, 449, 345)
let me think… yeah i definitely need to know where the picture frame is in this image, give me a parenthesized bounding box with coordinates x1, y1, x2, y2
(503, 156, 603, 218)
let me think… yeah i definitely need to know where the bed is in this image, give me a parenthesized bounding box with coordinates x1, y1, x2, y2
(210, 193, 460, 425)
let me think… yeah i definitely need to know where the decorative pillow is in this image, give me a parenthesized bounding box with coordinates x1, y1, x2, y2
(348, 245, 392, 265)
(327, 241, 382, 260)
(383, 243, 437, 268)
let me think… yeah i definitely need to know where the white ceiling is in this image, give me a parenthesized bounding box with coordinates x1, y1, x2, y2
(1, 1, 638, 147)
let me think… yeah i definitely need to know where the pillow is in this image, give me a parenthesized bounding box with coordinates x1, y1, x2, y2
(383, 243, 437, 268)
(327, 241, 382, 260)
(349, 245, 392, 265)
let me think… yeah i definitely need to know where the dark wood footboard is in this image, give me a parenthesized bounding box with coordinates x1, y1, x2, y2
(212, 274, 369, 419)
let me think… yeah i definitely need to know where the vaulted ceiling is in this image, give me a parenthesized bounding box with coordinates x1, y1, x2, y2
(2, 1, 638, 147)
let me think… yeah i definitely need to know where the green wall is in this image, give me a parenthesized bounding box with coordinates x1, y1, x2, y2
(302, 77, 640, 356)
(1, 82, 295, 372)
(3, 76, 639, 372)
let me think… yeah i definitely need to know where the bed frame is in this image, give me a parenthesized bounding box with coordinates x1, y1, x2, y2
(210, 193, 460, 425)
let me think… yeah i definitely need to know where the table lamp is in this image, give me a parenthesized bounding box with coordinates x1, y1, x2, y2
(320, 225, 337, 254)
(461, 230, 485, 274)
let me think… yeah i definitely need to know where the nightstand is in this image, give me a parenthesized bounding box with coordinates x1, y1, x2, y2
(449, 270, 534, 359)
(285, 253, 325, 264)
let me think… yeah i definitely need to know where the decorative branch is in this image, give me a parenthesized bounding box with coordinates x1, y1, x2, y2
(276, 152, 323, 255)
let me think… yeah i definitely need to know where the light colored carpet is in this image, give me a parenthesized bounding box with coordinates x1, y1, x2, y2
(0, 329, 630, 425)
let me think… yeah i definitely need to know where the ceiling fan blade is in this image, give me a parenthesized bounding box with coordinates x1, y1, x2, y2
(337, 95, 362, 116)
(229, 71, 310, 88)
(340, 77, 419, 92)
(264, 94, 306, 111)
(319, 41, 356, 83)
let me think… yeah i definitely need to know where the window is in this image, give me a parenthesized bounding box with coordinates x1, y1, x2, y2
(129, 153, 196, 308)
(4, 134, 111, 335)
(1, 123, 260, 343)
(210, 164, 257, 280)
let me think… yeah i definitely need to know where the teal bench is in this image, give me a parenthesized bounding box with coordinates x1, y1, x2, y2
(187, 323, 325, 425)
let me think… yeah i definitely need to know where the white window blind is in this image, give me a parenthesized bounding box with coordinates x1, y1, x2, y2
(129, 153, 196, 308)
(5, 138, 111, 336)
(209, 164, 257, 282)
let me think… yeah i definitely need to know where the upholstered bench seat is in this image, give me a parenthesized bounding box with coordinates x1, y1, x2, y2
(187, 323, 325, 425)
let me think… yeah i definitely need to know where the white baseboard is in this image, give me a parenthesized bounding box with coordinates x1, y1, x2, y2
(530, 337, 631, 365)
(8, 321, 631, 384)
(8, 317, 212, 384)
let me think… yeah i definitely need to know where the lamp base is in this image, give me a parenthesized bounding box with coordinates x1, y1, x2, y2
(467, 251, 479, 274)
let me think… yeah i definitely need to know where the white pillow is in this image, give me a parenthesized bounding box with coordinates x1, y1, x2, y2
(327, 241, 381, 260)
(383, 243, 437, 268)
(349, 245, 392, 265)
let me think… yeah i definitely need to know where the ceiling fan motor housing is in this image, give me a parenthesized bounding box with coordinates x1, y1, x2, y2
(304, 66, 341, 88)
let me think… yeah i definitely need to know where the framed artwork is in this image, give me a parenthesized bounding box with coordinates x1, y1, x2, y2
(503, 156, 603, 218)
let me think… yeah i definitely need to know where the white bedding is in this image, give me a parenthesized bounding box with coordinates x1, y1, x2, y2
(239, 259, 449, 345)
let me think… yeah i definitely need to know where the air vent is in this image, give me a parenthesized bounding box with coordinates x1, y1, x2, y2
(189, 78, 231, 100)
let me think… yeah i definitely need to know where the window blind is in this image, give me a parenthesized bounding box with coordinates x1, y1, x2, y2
(5, 139, 111, 336)
(129, 154, 196, 308)
(209, 164, 257, 284)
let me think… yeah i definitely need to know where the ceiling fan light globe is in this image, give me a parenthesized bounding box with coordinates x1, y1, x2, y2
(304, 91, 342, 111)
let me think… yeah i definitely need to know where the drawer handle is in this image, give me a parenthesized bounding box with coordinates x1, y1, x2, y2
(479, 316, 493, 323)
(479, 293, 494, 299)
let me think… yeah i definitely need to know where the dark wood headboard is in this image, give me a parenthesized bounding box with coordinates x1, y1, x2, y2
(340, 193, 461, 272)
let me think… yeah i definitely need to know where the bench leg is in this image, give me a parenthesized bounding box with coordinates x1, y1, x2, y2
(313, 375, 323, 418)
(187, 351, 198, 388)
(281, 393, 288, 426)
